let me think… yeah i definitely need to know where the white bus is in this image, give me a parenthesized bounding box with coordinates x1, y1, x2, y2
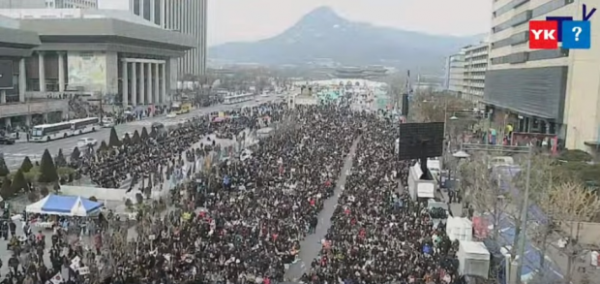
(31, 117, 100, 142)
(223, 93, 255, 104)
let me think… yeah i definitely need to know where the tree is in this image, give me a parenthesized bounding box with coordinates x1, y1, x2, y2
(108, 127, 121, 148)
(89, 196, 98, 202)
(132, 130, 141, 144)
(38, 149, 59, 184)
(141, 127, 149, 140)
(70, 147, 81, 162)
(0, 157, 9, 177)
(11, 169, 29, 193)
(411, 93, 471, 124)
(122, 134, 131, 145)
(39, 186, 49, 197)
(27, 191, 39, 202)
(97, 141, 109, 153)
(536, 181, 600, 282)
(20, 157, 34, 173)
(55, 149, 67, 167)
(0, 176, 12, 199)
(149, 128, 157, 138)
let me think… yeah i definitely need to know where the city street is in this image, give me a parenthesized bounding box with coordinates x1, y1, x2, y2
(0, 95, 279, 170)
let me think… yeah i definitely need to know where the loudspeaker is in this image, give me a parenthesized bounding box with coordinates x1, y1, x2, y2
(401, 94, 409, 116)
(398, 122, 444, 160)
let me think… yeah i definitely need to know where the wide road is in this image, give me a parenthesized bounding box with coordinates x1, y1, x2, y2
(0, 95, 281, 170)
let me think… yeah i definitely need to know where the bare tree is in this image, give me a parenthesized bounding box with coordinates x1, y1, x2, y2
(536, 181, 600, 282)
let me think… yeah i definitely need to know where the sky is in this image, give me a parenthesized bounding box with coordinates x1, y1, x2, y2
(100, 0, 492, 46)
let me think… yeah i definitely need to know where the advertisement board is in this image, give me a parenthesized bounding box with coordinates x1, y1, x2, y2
(67, 52, 106, 92)
(0, 60, 14, 89)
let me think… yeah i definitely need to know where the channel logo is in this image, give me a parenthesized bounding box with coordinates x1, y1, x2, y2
(529, 4, 596, 49)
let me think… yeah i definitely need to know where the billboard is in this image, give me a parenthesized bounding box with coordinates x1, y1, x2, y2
(67, 52, 106, 92)
(0, 60, 14, 89)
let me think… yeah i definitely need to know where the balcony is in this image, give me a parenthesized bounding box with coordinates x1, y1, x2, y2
(0, 99, 69, 118)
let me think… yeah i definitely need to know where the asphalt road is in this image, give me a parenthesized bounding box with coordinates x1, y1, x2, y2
(0, 95, 280, 170)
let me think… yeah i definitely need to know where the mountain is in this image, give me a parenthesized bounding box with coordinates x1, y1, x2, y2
(209, 7, 484, 71)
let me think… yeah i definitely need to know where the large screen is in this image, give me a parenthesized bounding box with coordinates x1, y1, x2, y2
(0, 60, 14, 89)
(67, 51, 106, 92)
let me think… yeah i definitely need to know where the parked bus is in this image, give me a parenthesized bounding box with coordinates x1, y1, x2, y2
(223, 93, 255, 105)
(31, 117, 100, 142)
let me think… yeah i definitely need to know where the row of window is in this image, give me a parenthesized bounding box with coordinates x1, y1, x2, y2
(491, 31, 529, 49)
(492, 0, 574, 33)
(490, 48, 569, 65)
(494, 0, 529, 18)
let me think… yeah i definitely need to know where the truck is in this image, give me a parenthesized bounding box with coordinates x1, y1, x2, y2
(171, 102, 191, 115)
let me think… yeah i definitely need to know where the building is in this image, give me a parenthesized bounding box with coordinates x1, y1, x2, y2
(485, 0, 600, 152)
(0, 9, 195, 128)
(462, 42, 489, 106)
(333, 66, 388, 79)
(447, 52, 465, 95)
(0, 0, 97, 9)
(125, 0, 207, 78)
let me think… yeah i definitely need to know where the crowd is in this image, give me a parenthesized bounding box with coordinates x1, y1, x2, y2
(301, 118, 461, 283)
(0, 103, 466, 284)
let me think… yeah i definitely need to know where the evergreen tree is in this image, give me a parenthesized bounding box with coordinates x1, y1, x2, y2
(55, 149, 67, 167)
(149, 127, 157, 138)
(11, 169, 29, 193)
(0, 157, 9, 177)
(70, 147, 81, 162)
(20, 157, 34, 173)
(141, 127, 149, 140)
(109, 127, 121, 147)
(0, 176, 12, 198)
(122, 134, 131, 145)
(132, 130, 141, 144)
(38, 149, 59, 184)
(98, 141, 109, 152)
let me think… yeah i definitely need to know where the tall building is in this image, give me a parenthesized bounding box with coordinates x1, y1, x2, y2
(462, 42, 489, 106)
(447, 52, 465, 95)
(485, 0, 600, 151)
(129, 0, 207, 77)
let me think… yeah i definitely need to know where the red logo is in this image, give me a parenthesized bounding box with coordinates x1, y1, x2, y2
(529, 21, 559, 49)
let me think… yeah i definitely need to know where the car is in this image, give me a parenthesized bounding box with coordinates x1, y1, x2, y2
(0, 136, 15, 145)
(260, 94, 268, 97)
(167, 113, 177, 118)
(77, 137, 98, 148)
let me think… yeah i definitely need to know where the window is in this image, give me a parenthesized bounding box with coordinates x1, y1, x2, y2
(528, 49, 569, 61)
(492, 38, 512, 49)
(531, 0, 572, 18)
(510, 31, 529, 45)
(510, 10, 532, 27)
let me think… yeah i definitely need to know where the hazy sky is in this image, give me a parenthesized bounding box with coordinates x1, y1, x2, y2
(100, 0, 492, 46)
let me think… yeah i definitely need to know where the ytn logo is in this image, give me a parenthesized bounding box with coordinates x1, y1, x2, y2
(529, 4, 596, 49)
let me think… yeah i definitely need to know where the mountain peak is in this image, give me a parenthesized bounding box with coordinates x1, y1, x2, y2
(299, 6, 345, 26)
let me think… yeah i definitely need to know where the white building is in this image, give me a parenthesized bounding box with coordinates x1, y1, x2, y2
(485, 0, 600, 152)
(101, 0, 207, 77)
(462, 42, 489, 106)
(447, 52, 465, 95)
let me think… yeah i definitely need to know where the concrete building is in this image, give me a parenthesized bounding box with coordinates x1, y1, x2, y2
(102, 0, 207, 77)
(447, 52, 465, 95)
(0, 9, 195, 128)
(485, 0, 600, 152)
(462, 42, 489, 105)
(0, 0, 97, 9)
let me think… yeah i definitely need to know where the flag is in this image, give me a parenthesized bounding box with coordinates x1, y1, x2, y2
(47, 273, 64, 284)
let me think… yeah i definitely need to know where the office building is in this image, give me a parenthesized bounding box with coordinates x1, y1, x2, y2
(447, 52, 465, 95)
(462, 42, 489, 106)
(126, 0, 207, 77)
(0, 9, 195, 127)
(485, 0, 600, 151)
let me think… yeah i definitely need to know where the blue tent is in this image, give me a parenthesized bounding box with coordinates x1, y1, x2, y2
(26, 194, 103, 216)
(483, 212, 563, 283)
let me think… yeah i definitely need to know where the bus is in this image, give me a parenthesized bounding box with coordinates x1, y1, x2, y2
(223, 93, 255, 104)
(171, 102, 192, 115)
(31, 117, 100, 142)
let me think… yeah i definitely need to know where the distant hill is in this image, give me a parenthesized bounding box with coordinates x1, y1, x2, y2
(209, 7, 484, 71)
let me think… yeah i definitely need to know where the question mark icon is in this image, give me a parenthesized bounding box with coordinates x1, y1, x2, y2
(573, 27, 582, 41)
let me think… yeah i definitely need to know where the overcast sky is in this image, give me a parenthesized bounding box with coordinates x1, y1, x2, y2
(100, 0, 491, 46)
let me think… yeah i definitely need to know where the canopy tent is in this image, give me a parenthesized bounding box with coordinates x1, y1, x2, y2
(26, 194, 103, 216)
